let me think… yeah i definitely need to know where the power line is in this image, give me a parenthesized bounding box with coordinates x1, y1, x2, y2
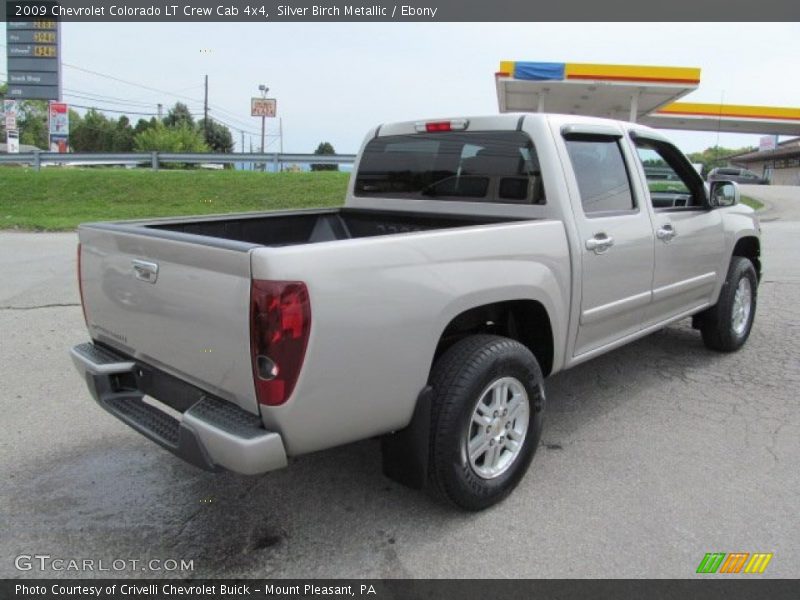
(60, 62, 264, 133)
(68, 103, 202, 117)
(3, 62, 268, 144)
(61, 62, 207, 106)
(3, 51, 266, 130)
(63, 91, 162, 109)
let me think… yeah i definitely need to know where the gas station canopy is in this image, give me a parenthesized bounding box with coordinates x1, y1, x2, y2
(495, 61, 800, 136)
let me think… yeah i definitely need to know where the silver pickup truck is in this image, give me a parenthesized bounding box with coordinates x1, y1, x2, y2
(71, 114, 761, 510)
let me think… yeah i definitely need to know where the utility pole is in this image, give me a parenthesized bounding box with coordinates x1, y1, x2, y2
(258, 84, 268, 172)
(203, 75, 209, 140)
(278, 118, 283, 172)
(157, 103, 163, 119)
(260, 115, 265, 154)
(240, 130, 244, 154)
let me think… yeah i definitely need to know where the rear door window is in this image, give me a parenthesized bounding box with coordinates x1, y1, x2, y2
(355, 131, 546, 204)
(565, 138, 635, 215)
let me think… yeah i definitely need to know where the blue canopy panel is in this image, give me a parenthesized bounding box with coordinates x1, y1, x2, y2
(513, 62, 566, 81)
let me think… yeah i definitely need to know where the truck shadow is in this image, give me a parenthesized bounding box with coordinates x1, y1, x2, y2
(156, 323, 725, 575)
(9, 322, 734, 578)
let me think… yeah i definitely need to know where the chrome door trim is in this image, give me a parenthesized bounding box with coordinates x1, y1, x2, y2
(652, 271, 717, 303)
(580, 290, 652, 325)
(570, 301, 712, 367)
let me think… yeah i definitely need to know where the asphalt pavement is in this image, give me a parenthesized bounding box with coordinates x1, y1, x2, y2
(1, 188, 799, 578)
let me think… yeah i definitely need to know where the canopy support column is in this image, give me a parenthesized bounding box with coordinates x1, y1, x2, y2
(537, 90, 547, 113)
(629, 91, 640, 122)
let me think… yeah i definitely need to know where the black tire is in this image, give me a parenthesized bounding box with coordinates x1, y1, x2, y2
(699, 257, 758, 352)
(427, 334, 545, 511)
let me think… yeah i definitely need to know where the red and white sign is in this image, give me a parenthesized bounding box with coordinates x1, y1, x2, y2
(49, 102, 69, 135)
(758, 135, 777, 152)
(251, 97, 277, 118)
(3, 100, 18, 131)
(49, 102, 69, 153)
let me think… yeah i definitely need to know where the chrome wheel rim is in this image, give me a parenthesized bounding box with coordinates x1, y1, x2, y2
(466, 376, 529, 480)
(732, 277, 752, 336)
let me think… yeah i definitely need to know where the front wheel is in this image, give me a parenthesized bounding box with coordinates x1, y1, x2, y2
(427, 335, 545, 511)
(700, 257, 758, 352)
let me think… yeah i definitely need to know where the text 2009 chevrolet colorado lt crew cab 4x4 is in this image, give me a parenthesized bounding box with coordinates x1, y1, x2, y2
(71, 114, 761, 510)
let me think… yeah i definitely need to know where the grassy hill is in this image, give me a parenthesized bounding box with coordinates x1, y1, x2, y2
(0, 167, 764, 231)
(0, 168, 350, 230)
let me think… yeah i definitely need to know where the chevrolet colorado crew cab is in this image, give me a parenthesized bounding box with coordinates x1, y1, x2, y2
(71, 114, 761, 510)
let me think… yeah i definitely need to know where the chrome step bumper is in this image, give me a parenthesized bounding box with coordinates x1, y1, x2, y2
(70, 342, 287, 475)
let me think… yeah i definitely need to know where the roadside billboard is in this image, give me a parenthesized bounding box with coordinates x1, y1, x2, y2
(49, 101, 69, 152)
(251, 97, 277, 117)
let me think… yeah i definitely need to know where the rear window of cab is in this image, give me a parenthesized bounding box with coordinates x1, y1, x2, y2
(355, 131, 546, 205)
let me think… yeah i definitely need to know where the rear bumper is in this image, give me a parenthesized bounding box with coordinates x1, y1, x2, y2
(70, 342, 287, 475)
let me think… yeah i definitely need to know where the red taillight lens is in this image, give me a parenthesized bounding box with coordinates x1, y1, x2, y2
(77, 243, 88, 326)
(250, 280, 311, 406)
(425, 121, 452, 132)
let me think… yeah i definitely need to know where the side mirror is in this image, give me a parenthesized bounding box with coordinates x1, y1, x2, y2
(709, 180, 739, 208)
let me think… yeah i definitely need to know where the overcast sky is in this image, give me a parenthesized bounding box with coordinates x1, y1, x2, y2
(2, 22, 799, 153)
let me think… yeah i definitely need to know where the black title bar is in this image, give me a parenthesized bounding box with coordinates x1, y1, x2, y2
(3, 0, 800, 21)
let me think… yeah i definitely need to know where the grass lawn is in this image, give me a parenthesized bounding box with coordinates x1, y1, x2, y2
(0, 168, 767, 231)
(740, 195, 764, 211)
(0, 168, 350, 231)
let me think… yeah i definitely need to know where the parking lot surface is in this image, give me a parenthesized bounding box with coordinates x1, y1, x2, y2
(2, 190, 799, 578)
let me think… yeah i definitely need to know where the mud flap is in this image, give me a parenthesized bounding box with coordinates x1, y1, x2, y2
(380, 386, 432, 490)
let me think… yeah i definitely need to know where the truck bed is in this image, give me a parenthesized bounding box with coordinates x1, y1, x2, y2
(145, 208, 516, 247)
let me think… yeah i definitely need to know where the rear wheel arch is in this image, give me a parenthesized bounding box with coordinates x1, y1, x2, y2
(433, 299, 554, 377)
(381, 300, 553, 492)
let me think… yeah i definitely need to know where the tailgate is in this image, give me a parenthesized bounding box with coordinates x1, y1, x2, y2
(78, 225, 260, 416)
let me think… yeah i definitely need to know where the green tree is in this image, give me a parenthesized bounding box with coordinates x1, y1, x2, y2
(0, 84, 48, 149)
(111, 115, 134, 151)
(133, 122, 209, 153)
(69, 109, 116, 152)
(311, 141, 339, 171)
(163, 102, 195, 129)
(134, 117, 157, 136)
(18, 101, 49, 149)
(198, 117, 234, 153)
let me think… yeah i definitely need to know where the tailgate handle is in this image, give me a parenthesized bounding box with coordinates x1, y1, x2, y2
(132, 259, 159, 283)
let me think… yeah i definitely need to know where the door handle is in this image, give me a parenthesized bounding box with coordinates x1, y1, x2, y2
(585, 233, 615, 254)
(656, 224, 677, 242)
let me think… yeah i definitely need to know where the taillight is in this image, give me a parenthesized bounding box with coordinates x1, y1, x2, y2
(415, 119, 469, 133)
(425, 121, 451, 132)
(77, 243, 88, 326)
(250, 280, 311, 406)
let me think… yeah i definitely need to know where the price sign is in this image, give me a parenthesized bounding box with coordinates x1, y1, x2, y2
(5, 9, 61, 101)
(251, 98, 277, 118)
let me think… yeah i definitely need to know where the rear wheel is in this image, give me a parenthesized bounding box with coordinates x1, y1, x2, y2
(428, 334, 545, 511)
(700, 257, 758, 352)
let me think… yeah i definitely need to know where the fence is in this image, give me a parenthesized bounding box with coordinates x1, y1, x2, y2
(0, 151, 357, 171)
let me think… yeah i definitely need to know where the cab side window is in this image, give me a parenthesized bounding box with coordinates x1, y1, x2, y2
(565, 138, 635, 215)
